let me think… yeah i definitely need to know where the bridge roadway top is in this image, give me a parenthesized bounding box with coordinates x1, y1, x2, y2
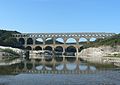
(13, 32, 116, 38)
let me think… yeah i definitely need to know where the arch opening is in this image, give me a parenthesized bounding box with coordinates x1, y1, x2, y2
(35, 38, 43, 44)
(54, 46, 63, 55)
(79, 38, 88, 43)
(27, 38, 33, 45)
(19, 38, 25, 45)
(45, 38, 53, 44)
(66, 38, 77, 44)
(54, 46, 63, 52)
(65, 46, 77, 56)
(56, 38, 64, 44)
(90, 38, 96, 42)
(35, 46, 42, 50)
(44, 46, 52, 51)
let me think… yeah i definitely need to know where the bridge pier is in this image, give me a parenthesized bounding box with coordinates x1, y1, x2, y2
(75, 63, 80, 71)
(31, 59, 36, 70)
(23, 62, 27, 71)
(62, 55, 66, 63)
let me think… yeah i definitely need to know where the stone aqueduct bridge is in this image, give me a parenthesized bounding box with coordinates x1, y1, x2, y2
(12, 32, 115, 54)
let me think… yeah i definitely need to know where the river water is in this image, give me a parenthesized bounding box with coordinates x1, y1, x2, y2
(0, 57, 120, 85)
(0, 70, 120, 85)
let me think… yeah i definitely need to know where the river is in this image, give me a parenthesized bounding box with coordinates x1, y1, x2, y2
(0, 56, 120, 85)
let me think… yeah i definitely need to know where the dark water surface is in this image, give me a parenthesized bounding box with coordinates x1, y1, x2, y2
(0, 70, 120, 85)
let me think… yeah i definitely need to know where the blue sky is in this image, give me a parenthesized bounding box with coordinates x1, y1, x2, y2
(0, 0, 120, 33)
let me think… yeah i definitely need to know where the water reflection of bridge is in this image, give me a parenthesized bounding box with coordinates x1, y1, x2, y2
(14, 57, 96, 74)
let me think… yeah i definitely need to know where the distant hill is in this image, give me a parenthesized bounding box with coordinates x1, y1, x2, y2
(91, 33, 120, 47)
(0, 30, 20, 47)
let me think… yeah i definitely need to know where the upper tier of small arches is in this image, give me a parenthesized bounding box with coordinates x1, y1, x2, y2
(12, 32, 115, 38)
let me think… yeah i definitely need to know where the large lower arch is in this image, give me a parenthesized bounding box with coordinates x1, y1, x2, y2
(26, 46, 32, 50)
(27, 38, 33, 45)
(54, 46, 63, 52)
(66, 46, 77, 53)
(34, 46, 42, 50)
(65, 46, 77, 56)
(19, 38, 25, 45)
(44, 46, 53, 51)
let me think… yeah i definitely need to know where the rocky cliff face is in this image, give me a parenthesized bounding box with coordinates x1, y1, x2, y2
(78, 46, 120, 63)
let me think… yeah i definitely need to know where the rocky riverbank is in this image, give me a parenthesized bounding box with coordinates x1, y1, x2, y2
(0, 46, 24, 65)
(78, 46, 120, 64)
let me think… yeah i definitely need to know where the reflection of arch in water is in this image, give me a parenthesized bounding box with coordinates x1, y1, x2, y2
(35, 38, 43, 44)
(66, 38, 77, 44)
(26, 63, 33, 70)
(79, 65, 88, 70)
(55, 38, 64, 44)
(27, 38, 33, 45)
(54, 57, 63, 62)
(89, 66, 96, 71)
(26, 46, 32, 50)
(19, 38, 25, 45)
(34, 46, 42, 50)
(56, 64, 64, 70)
(18, 62, 24, 70)
(36, 65, 43, 70)
(45, 58, 52, 62)
(66, 63, 77, 70)
(45, 65, 52, 70)
(65, 57, 76, 62)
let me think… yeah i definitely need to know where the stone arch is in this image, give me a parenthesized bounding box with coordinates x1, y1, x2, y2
(66, 46, 77, 52)
(19, 38, 25, 45)
(35, 38, 43, 44)
(65, 46, 77, 56)
(66, 63, 77, 70)
(66, 38, 77, 44)
(26, 46, 32, 50)
(34, 46, 42, 50)
(55, 38, 64, 44)
(44, 46, 53, 51)
(45, 38, 53, 44)
(90, 37, 96, 42)
(27, 38, 33, 45)
(79, 37, 88, 43)
(54, 46, 63, 52)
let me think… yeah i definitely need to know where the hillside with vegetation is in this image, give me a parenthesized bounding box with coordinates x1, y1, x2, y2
(0, 30, 20, 47)
(92, 34, 120, 47)
(76, 34, 120, 50)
